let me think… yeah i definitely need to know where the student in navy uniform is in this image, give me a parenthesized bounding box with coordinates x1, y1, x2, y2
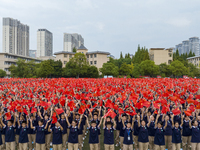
(58, 112, 68, 150)
(133, 114, 139, 150)
(154, 114, 167, 150)
(115, 114, 120, 146)
(163, 114, 172, 150)
(122, 117, 135, 150)
(189, 119, 200, 150)
(147, 114, 156, 150)
(18, 118, 29, 150)
(171, 114, 183, 150)
(1, 115, 7, 150)
(182, 115, 192, 150)
(85, 115, 103, 150)
(103, 117, 116, 150)
(1, 113, 16, 150)
(118, 113, 129, 150)
(28, 114, 37, 150)
(48, 121, 63, 150)
(30, 118, 50, 150)
(66, 113, 83, 150)
(137, 115, 149, 150)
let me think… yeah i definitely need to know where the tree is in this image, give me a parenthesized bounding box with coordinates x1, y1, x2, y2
(37, 60, 54, 78)
(169, 60, 188, 77)
(159, 63, 171, 77)
(0, 69, 6, 78)
(83, 66, 99, 78)
(52, 60, 63, 77)
(100, 62, 119, 77)
(119, 62, 134, 76)
(73, 47, 77, 53)
(139, 60, 159, 77)
(9, 58, 31, 78)
(120, 52, 123, 59)
(134, 45, 150, 64)
(187, 63, 200, 77)
(63, 53, 88, 78)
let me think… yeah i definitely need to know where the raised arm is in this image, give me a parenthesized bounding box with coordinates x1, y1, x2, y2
(48, 124, 52, 132)
(98, 116, 103, 128)
(85, 115, 90, 128)
(65, 114, 71, 127)
(155, 114, 160, 128)
(113, 118, 116, 129)
(180, 115, 184, 127)
(171, 114, 174, 128)
(44, 120, 51, 130)
(137, 115, 141, 127)
(78, 114, 83, 129)
(30, 119, 35, 129)
(132, 116, 135, 129)
(57, 121, 63, 131)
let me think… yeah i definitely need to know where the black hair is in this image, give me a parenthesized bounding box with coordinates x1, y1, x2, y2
(72, 120, 77, 124)
(192, 120, 196, 125)
(8, 120, 13, 124)
(91, 120, 97, 124)
(158, 121, 163, 126)
(122, 113, 127, 117)
(106, 121, 112, 125)
(174, 121, 179, 125)
(38, 119, 44, 123)
(22, 121, 27, 124)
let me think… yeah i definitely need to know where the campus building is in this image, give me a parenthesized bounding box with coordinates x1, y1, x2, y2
(54, 44, 110, 69)
(149, 48, 173, 65)
(0, 53, 42, 77)
(37, 29, 53, 57)
(2, 18, 29, 56)
(187, 56, 200, 68)
(63, 33, 84, 52)
(29, 50, 37, 58)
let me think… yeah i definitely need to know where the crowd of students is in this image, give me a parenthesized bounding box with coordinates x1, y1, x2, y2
(0, 78, 199, 150)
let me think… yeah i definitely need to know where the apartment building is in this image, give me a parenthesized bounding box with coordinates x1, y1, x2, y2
(2, 18, 29, 56)
(187, 56, 200, 68)
(37, 29, 53, 57)
(149, 48, 173, 65)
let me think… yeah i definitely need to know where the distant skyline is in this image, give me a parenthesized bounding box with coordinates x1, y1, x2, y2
(0, 0, 200, 58)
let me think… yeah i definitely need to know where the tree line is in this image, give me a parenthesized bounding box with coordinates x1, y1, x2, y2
(0, 45, 198, 78)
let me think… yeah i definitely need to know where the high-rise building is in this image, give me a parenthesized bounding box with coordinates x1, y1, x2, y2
(37, 29, 53, 57)
(29, 50, 37, 58)
(174, 37, 200, 56)
(189, 37, 199, 56)
(2, 18, 29, 56)
(63, 33, 84, 52)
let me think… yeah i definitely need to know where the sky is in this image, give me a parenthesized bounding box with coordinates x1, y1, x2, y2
(0, 0, 200, 58)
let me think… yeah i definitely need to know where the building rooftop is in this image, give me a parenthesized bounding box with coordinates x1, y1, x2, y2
(54, 51, 75, 55)
(187, 55, 200, 60)
(149, 48, 165, 50)
(77, 44, 88, 50)
(86, 51, 110, 55)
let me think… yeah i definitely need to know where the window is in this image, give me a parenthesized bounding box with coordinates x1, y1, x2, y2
(64, 61, 67, 64)
(94, 61, 97, 64)
(90, 55, 93, 58)
(90, 61, 93, 65)
(64, 54, 67, 58)
(168, 53, 172, 57)
(94, 54, 97, 58)
(87, 55, 89, 58)
(69, 55, 72, 58)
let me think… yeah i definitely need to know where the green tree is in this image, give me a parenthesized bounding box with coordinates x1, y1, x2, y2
(119, 62, 134, 76)
(82, 66, 99, 78)
(159, 63, 171, 77)
(0, 69, 6, 78)
(63, 53, 88, 78)
(52, 60, 63, 77)
(37, 60, 54, 77)
(9, 58, 31, 78)
(73, 47, 77, 53)
(134, 45, 150, 64)
(120, 52, 123, 59)
(100, 62, 119, 77)
(187, 63, 200, 77)
(139, 60, 159, 77)
(169, 60, 188, 77)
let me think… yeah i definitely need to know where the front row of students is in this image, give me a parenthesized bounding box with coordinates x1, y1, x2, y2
(0, 112, 200, 150)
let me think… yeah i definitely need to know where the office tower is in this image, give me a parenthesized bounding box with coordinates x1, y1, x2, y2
(189, 37, 199, 56)
(182, 40, 189, 54)
(29, 50, 37, 58)
(2, 18, 29, 56)
(37, 29, 53, 57)
(63, 33, 84, 52)
(175, 43, 183, 55)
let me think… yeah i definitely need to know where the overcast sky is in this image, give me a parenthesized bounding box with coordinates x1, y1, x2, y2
(0, 0, 200, 58)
